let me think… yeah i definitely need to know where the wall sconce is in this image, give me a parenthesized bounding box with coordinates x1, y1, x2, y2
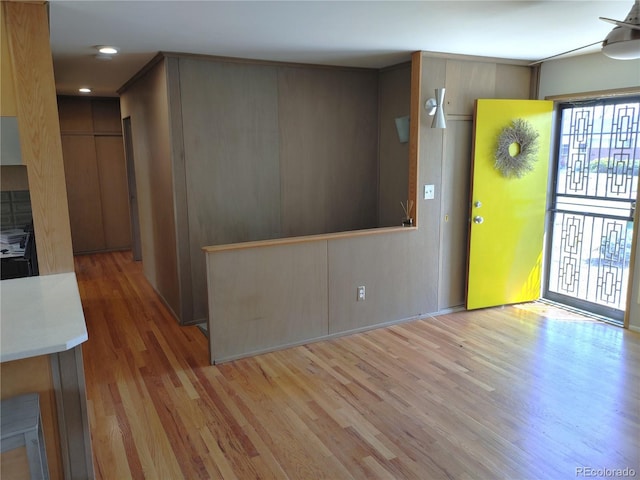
(425, 88, 446, 129)
(394, 115, 410, 143)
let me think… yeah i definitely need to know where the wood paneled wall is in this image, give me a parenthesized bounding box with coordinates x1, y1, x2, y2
(177, 59, 282, 321)
(58, 96, 131, 253)
(378, 63, 411, 227)
(0, 165, 28, 191)
(205, 227, 419, 363)
(178, 58, 379, 323)
(119, 60, 181, 319)
(204, 52, 535, 362)
(277, 65, 379, 236)
(123, 54, 382, 324)
(123, 51, 532, 327)
(429, 55, 533, 311)
(208, 241, 329, 361)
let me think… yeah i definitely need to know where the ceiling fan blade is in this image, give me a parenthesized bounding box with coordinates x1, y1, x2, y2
(528, 41, 603, 66)
(599, 16, 640, 31)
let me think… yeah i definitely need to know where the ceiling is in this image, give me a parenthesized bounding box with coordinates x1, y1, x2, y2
(49, 1, 635, 97)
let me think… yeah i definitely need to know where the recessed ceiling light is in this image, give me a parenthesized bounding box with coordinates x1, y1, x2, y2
(97, 46, 118, 55)
(79, 87, 92, 93)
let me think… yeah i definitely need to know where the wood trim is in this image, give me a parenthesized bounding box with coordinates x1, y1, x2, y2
(446, 114, 473, 121)
(117, 52, 166, 94)
(165, 56, 194, 324)
(58, 131, 123, 137)
(4, 1, 74, 274)
(120, 51, 384, 94)
(378, 60, 412, 73)
(544, 86, 640, 102)
(408, 51, 422, 226)
(625, 187, 639, 329)
(420, 49, 532, 66)
(202, 226, 415, 253)
(161, 50, 380, 73)
(530, 64, 541, 100)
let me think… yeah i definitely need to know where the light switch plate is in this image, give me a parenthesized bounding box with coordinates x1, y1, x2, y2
(424, 184, 435, 200)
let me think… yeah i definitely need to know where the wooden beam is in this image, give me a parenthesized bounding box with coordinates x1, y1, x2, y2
(4, 1, 74, 274)
(408, 51, 422, 226)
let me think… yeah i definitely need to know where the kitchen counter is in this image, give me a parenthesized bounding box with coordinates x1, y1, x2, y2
(0, 271, 94, 479)
(0, 272, 88, 362)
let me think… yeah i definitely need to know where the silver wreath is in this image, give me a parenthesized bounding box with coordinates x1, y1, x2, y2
(494, 118, 540, 178)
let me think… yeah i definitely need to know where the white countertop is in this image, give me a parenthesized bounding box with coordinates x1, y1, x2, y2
(1, 272, 88, 362)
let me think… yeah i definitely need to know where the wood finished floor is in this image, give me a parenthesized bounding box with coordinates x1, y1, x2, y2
(76, 251, 640, 480)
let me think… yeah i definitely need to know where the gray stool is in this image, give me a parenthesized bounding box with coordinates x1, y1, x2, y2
(1, 393, 49, 480)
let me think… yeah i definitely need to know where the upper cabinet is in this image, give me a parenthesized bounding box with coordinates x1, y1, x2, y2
(58, 96, 124, 135)
(58, 96, 131, 254)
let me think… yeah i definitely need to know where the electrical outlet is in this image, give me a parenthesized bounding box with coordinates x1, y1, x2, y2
(357, 286, 366, 301)
(424, 184, 435, 200)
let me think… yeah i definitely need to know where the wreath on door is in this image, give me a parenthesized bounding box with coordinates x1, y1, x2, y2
(494, 118, 540, 178)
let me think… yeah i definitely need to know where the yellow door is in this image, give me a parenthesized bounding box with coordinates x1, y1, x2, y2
(466, 99, 553, 310)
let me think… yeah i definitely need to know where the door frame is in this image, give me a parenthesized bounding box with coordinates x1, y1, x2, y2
(542, 96, 640, 325)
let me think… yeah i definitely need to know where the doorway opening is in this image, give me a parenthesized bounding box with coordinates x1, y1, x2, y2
(123, 117, 142, 262)
(544, 97, 639, 324)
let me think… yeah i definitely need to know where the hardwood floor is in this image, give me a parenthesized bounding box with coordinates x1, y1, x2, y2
(76, 251, 640, 480)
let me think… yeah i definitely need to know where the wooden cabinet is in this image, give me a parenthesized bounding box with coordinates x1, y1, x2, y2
(58, 96, 131, 253)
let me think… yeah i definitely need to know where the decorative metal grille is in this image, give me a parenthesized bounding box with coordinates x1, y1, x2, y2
(546, 98, 639, 322)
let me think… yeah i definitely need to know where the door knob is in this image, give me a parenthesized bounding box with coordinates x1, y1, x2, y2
(473, 216, 484, 224)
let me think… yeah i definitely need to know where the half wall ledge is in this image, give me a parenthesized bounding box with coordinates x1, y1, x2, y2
(203, 226, 422, 364)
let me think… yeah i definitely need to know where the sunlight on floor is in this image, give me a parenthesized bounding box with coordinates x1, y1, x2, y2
(514, 301, 605, 323)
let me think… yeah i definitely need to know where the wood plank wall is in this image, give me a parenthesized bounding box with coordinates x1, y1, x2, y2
(378, 63, 411, 227)
(206, 227, 427, 363)
(276, 64, 379, 236)
(58, 96, 131, 254)
(122, 54, 385, 325)
(427, 56, 533, 311)
(178, 58, 380, 324)
(122, 51, 532, 326)
(119, 60, 181, 320)
(204, 53, 536, 362)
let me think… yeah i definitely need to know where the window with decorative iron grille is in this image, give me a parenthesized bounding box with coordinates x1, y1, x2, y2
(545, 97, 639, 323)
